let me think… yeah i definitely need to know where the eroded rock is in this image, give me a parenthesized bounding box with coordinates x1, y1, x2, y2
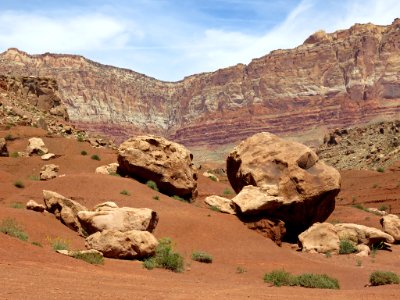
(298, 222, 340, 254)
(335, 223, 394, 246)
(26, 200, 46, 212)
(95, 163, 119, 175)
(380, 214, 400, 242)
(204, 195, 235, 214)
(0, 137, 8, 157)
(26, 137, 48, 155)
(40, 164, 59, 180)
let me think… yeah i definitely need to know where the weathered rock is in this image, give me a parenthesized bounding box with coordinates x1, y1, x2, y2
(43, 190, 87, 235)
(40, 164, 59, 180)
(93, 201, 119, 211)
(95, 163, 119, 175)
(26, 200, 46, 212)
(298, 222, 340, 254)
(118, 135, 198, 200)
(0, 137, 8, 157)
(227, 132, 341, 238)
(26, 137, 48, 155)
(85, 229, 158, 259)
(380, 214, 400, 242)
(246, 218, 286, 246)
(77, 207, 159, 235)
(56, 249, 103, 258)
(41, 153, 55, 160)
(335, 223, 395, 246)
(356, 244, 370, 257)
(204, 195, 235, 214)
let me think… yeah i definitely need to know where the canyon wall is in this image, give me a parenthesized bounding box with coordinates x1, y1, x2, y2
(0, 20, 399, 146)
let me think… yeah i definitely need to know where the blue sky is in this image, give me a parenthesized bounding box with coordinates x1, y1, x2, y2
(0, 0, 399, 81)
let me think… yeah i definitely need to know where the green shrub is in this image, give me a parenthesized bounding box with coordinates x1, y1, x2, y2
(50, 238, 70, 251)
(172, 195, 185, 202)
(146, 180, 159, 192)
(120, 190, 130, 196)
(377, 167, 385, 173)
(5, 134, 15, 141)
(80, 150, 87, 156)
(28, 175, 40, 181)
(263, 269, 296, 287)
(369, 271, 400, 286)
(91, 154, 100, 161)
(0, 218, 28, 241)
(209, 205, 221, 212)
(14, 180, 25, 189)
(71, 251, 104, 265)
(77, 135, 85, 142)
(153, 195, 160, 200)
(223, 188, 233, 195)
(143, 238, 184, 273)
(208, 175, 217, 182)
(10, 151, 19, 158)
(10, 202, 24, 209)
(263, 270, 340, 289)
(31, 241, 43, 247)
(339, 239, 357, 254)
(192, 251, 213, 263)
(378, 205, 388, 212)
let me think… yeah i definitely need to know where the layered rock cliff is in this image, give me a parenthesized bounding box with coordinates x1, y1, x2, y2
(0, 20, 399, 146)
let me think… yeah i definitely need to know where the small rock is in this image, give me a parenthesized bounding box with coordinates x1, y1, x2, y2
(40, 164, 59, 180)
(95, 163, 119, 175)
(356, 244, 370, 257)
(0, 137, 8, 157)
(26, 137, 48, 155)
(26, 200, 46, 212)
(41, 153, 56, 160)
(204, 195, 235, 214)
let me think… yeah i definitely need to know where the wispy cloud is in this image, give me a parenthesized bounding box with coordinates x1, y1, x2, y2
(0, 0, 399, 81)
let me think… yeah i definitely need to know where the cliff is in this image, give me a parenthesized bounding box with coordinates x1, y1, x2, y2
(0, 19, 399, 146)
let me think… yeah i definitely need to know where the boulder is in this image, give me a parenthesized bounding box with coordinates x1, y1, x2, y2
(41, 153, 56, 160)
(43, 190, 87, 235)
(227, 132, 341, 237)
(246, 218, 286, 246)
(380, 214, 400, 242)
(0, 137, 8, 157)
(117, 135, 198, 200)
(26, 137, 48, 155)
(204, 195, 235, 214)
(334, 223, 395, 246)
(85, 229, 158, 259)
(93, 201, 119, 211)
(77, 206, 159, 235)
(356, 244, 370, 257)
(26, 200, 46, 212)
(95, 163, 119, 175)
(40, 164, 59, 180)
(298, 222, 340, 254)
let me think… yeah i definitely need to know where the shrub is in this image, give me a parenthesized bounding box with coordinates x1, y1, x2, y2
(209, 206, 221, 213)
(5, 134, 15, 141)
(236, 266, 247, 274)
(10, 202, 24, 209)
(120, 190, 130, 196)
(14, 180, 25, 189)
(146, 180, 159, 192)
(31, 241, 43, 247)
(50, 238, 70, 251)
(369, 271, 400, 286)
(77, 135, 85, 142)
(378, 205, 388, 212)
(10, 151, 19, 158)
(223, 188, 233, 195)
(377, 167, 385, 173)
(71, 251, 104, 265)
(153, 195, 160, 200)
(0, 218, 28, 241)
(192, 251, 213, 263)
(28, 175, 40, 181)
(143, 238, 184, 273)
(80, 150, 88, 156)
(208, 175, 217, 182)
(172, 195, 185, 202)
(91, 154, 100, 161)
(339, 239, 357, 254)
(263, 270, 340, 289)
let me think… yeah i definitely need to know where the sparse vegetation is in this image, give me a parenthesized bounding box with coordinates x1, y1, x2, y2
(192, 251, 213, 263)
(50, 237, 70, 251)
(208, 175, 217, 182)
(236, 266, 247, 274)
(5, 133, 15, 141)
(372, 183, 379, 188)
(209, 205, 221, 212)
(71, 251, 104, 265)
(378, 205, 388, 212)
(223, 188, 233, 195)
(152, 195, 160, 200)
(143, 238, 184, 273)
(10, 151, 19, 158)
(14, 180, 25, 189)
(28, 175, 40, 181)
(31, 241, 43, 247)
(263, 269, 339, 289)
(0, 218, 28, 241)
(325, 252, 332, 258)
(91, 154, 101, 161)
(80, 150, 88, 156)
(369, 271, 399, 286)
(10, 202, 24, 209)
(339, 239, 357, 254)
(377, 167, 385, 173)
(120, 190, 130, 196)
(77, 134, 85, 142)
(356, 259, 362, 267)
(146, 180, 159, 192)
(172, 195, 185, 202)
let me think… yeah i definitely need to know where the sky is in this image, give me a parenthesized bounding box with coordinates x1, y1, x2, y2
(0, 0, 399, 81)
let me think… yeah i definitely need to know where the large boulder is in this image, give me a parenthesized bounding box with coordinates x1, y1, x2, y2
(77, 206, 159, 235)
(227, 132, 341, 237)
(40, 164, 59, 180)
(0, 137, 8, 157)
(85, 229, 158, 259)
(298, 222, 340, 254)
(117, 135, 198, 200)
(334, 223, 395, 246)
(380, 214, 400, 242)
(43, 190, 87, 235)
(26, 137, 48, 155)
(204, 195, 235, 214)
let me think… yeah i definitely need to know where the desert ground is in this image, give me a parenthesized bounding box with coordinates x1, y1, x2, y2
(1, 126, 400, 299)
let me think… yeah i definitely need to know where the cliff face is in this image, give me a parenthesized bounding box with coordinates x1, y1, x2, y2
(0, 20, 399, 146)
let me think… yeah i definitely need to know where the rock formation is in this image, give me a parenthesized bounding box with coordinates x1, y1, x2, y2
(26, 137, 48, 156)
(0, 20, 399, 147)
(380, 214, 400, 243)
(204, 195, 235, 214)
(0, 137, 8, 156)
(117, 135, 198, 200)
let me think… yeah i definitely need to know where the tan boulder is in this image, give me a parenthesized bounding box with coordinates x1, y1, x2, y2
(95, 163, 119, 175)
(26, 200, 46, 212)
(204, 195, 235, 214)
(26, 137, 48, 155)
(356, 244, 370, 257)
(227, 132, 341, 237)
(43, 190, 87, 235)
(41, 153, 56, 160)
(298, 222, 340, 254)
(380, 214, 400, 242)
(118, 135, 198, 200)
(335, 223, 395, 246)
(40, 164, 59, 180)
(85, 229, 158, 259)
(0, 137, 8, 157)
(93, 201, 119, 211)
(77, 206, 159, 235)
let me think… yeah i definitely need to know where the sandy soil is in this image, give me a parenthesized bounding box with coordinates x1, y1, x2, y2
(1, 126, 400, 299)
